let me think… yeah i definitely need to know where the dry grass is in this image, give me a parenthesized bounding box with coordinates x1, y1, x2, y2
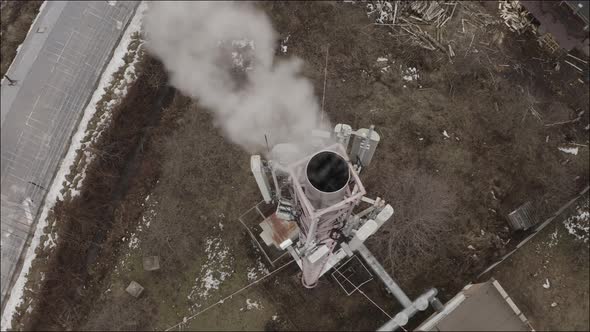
(13, 54, 171, 331)
(9, 1, 590, 330)
(0, 0, 43, 77)
(368, 170, 458, 285)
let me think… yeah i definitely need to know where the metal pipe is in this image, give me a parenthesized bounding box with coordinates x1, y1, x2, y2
(377, 289, 439, 332)
(355, 243, 412, 307)
(270, 162, 281, 200)
(356, 243, 440, 331)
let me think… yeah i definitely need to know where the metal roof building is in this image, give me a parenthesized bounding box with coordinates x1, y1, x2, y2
(521, 0, 590, 55)
(417, 279, 534, 331)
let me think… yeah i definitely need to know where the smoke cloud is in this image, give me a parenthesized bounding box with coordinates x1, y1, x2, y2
(145, 1, 329, 153)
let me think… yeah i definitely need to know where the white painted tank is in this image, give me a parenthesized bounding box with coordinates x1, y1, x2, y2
(350, 126, 380, 167)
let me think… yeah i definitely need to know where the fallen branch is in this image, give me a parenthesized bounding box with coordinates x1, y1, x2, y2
(567, 53, 588, 64)
(464, 33, 475, 57)
(544, 114, 583, 127)
(529, 106, 542, 122)
(448, 44, 455, 57)
(544, 119, 581, 127)
(439, 2, 457, 27)
(564, 60, 583, 72)
(392, 0, 398, 25)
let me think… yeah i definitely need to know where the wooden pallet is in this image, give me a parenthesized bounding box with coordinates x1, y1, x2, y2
(538, 32, 561, 53)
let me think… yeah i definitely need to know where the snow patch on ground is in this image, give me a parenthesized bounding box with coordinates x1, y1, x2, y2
(188, 236, 234, 312)
(124, 193, 158, 254)
(280, 35, 290, 55)
(558, 147, 578, 155)
(376, 56, 392, 73)
(563, 203, 589, 243)
(547, 227, 560, 248)
(402, 66, 419, 81)
(0, 3, 146, 330)
(247, 256, 269, 282)
(240, 298, 263, 311)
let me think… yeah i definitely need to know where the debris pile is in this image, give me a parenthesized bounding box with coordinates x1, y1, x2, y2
(498, 0, 536, 34)
(407, 1, 450, 23)
(366, 1, 394, 24)
(367, 1, 457, 26)
(366, 1, 457, 56)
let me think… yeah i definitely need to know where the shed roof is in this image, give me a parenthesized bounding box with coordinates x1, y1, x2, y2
(417, 279, 533, 331)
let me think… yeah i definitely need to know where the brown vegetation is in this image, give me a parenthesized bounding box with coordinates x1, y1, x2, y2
(0, 0, 42, 77)
(368, 170, 459, 285)
(17, 55, 172, 330)
(9, 1, 590, 331)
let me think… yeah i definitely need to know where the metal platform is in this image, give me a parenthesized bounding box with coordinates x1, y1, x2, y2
(238, 200, 290, 267)
(331, 255, 373, 296)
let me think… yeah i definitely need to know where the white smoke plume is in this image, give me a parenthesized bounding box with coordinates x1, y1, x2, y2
(144, 1, 329, 154)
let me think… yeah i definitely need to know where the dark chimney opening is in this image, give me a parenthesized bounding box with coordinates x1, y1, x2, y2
(306, 151, 349, 193)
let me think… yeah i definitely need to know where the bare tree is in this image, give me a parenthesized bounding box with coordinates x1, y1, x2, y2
(369, 170, 457, 278)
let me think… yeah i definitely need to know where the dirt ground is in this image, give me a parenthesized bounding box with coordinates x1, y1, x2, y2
(265, 0, 589, 297)
(9, 1, 590, 331)
(0, 0, 43, 77)
(485, 192, 589, 331)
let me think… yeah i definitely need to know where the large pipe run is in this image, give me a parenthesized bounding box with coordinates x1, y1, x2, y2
(377, 288, 439, 331)
(356, 243, 413, 307)
(355, 243, 440, 331)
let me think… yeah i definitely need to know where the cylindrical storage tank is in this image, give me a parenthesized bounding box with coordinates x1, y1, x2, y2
(334, 123, 353, 151)
(305, 151, 350, 208)
(350, 126, 380, 167)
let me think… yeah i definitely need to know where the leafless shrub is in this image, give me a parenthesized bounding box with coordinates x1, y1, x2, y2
(1, 1, 43, 76)
(142, 51, 167, 89)
(368, 170, 457, 277)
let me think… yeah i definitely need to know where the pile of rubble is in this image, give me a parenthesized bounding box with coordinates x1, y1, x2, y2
(366, 0, 457, 27)
(365, 1, 458, 56)
(498, 0, 536, 34)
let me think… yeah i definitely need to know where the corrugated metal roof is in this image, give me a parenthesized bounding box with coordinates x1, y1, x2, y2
(564, 1, 590, 23)
(507, 201, 539, 231)
(417, 280, 534, 331)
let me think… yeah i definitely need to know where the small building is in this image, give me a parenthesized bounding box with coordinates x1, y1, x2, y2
(143, 256, 160, 271)
(125, 281, 144, 298)
(417, 279, 534, 331)
(507, 201, 539, 231)
(521, 1, 590, 55)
